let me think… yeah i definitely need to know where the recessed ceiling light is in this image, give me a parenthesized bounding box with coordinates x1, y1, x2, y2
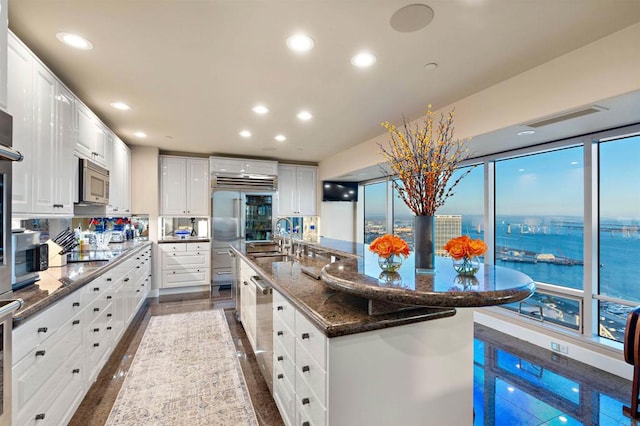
(297, 110, 312, 121)
(351, 52, 377, 68)
(286, 33, 315, 53)
(424, 62, 438, 70)
(517, 130, 535, 136)
(239, 130, 252, 138)
(252, 105, 269, 115)
(56, 32, 94, 50)
(274, 134, 286, 142)
(133, 131, 147, 138)
(110, 101, 131, 111)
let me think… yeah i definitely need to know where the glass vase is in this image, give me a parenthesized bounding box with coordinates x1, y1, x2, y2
(378, 254, 403, 272)
(452, 256, 480, 276)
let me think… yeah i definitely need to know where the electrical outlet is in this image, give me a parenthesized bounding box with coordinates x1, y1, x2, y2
(550, 342, 568, 354)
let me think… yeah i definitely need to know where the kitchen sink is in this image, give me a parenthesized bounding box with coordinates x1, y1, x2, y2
(251, 254, 294, 264)
(246, 242, 281, 254)
(249, 251, 284, 258)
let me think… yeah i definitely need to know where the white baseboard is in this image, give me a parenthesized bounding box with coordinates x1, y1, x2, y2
(473, 309, 633, 380)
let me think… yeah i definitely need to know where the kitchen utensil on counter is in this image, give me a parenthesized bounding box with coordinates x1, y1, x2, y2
(50, 228, 78, 255)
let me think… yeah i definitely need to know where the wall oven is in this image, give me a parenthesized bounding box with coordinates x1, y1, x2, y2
(0, 109, 21, 296)
(78, 158, 109, 205)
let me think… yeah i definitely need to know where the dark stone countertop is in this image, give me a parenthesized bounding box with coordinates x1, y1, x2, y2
(321, 252, 536, 309)
(12, 240, 152, 327)
(231, 241, 458, 338)
(158, 237, 210, 243)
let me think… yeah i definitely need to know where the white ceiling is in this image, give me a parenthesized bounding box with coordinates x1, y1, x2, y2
(8, 1, 640, 165)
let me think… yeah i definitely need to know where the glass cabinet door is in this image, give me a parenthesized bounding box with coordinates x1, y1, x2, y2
(245, 195, 272, 241)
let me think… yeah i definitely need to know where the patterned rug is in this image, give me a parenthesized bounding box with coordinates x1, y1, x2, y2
(106, 310, 258, 425)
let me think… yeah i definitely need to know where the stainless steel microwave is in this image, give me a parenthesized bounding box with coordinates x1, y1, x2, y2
(78, 158, 109, 205)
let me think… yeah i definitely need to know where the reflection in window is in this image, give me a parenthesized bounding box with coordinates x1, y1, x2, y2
(495, 147, 584, 290)
(364, 181, 388, 244)
(437, 165, 485, 243)
(502, 292, 581, 331)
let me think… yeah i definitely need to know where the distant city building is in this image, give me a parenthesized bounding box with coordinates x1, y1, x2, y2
(435, 215, 462, 256)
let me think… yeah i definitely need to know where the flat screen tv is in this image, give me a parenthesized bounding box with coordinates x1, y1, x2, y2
(322, 181, 358, 202)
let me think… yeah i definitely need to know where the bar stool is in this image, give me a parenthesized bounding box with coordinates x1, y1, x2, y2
(623, 306, 640, 420)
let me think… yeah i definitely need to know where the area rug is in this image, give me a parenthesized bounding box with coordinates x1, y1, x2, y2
(105, 310, 258, 425)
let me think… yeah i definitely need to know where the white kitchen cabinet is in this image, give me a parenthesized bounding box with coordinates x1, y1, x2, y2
(107, 136, 131, 215)
(0, 0, 8, 109)
(12, 244, 151, 425)
(159, 242, 211, 289)
(160, 156, 209, 216)
(76, 102, 107, 166)
(277, 165, 317, 216)
(7, 32, 76, 216)
(239, 258, 258, 351)
(210, 156, 278, 176)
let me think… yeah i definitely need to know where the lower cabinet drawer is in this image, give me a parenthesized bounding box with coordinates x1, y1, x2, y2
(295, 310, 327, 370)
(273, 362, 295, 426)
(161, 268, 210, 288)
(295, 374, 327, 426)
(212, 267, 233, 287)
(273, 338, 296, 385)
(273, 315, 295, 361)
(295, 345, 327, 406)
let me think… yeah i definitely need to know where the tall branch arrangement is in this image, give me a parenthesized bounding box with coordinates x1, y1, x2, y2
(380, 105, 474, 216)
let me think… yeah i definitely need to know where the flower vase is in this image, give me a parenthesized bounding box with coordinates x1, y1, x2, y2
(378, 254, 403, 272)
(452, 256, 480, 276)
(414, 215, 435, 271)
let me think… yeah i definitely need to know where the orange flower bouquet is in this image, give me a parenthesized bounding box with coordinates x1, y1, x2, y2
(443, 236, 487, 276)
(369, 234, 410, 272)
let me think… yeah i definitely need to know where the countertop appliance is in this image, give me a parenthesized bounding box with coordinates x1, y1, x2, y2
(211, 190, 275, 291)
(0, 109, 21, 296)
(77, 158, 109, 205)
(11, 230, 47, 290)
(252, 275, 273, 394)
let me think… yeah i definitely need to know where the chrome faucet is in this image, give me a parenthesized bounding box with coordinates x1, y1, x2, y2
(275, 217, 294, 256)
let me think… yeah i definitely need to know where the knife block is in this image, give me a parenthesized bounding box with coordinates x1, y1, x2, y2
(46, 240, 67, 267)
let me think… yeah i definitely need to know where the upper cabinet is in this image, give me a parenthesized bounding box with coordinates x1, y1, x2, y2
(76, 102, 108, 167)
(0, 0, 8, 109)
(210, 156, 278, 176)
(277, 165, 317, 216)
(107, 137, 131, 215)
(160, 156, 209, 216)
(7, 33, 75, 216)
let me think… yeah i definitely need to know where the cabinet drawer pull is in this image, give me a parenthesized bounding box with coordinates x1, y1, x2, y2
(35, 413, 45, 421)
(107, 295, 112, 299)
(137, 266, 140, 269)
(72, 368, 80, 374)
(93, 307, 100, 312)
(93, 287, 100, 292)
(107, 326, 112, 330)
(277, 356, 284, 361)
(93, 328, 100, 332)
(53, 203, 63, 208)
(277, 373, 284, 380)
(93, 343, 100, 347)
(73, 320, 80, 325)
(303, 422, 310, 426)
(301, 333, 310, 339)
(277, 306, 283, 311)
(107, 313, 113, 318)
(137, 289, 141, 293)
(277, 331, 284, 336)
(37, 327, 48, 333)
(35, 350, 46, 357)
(302, 397, 310, 405)
(73, 302, 80, 307)
(302, 365, 310, 373)
(106, 278, 112, 282)
(124, 278, 130, 282)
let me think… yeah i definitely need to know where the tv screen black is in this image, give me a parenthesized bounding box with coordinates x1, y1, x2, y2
(322, 181, 358, 202)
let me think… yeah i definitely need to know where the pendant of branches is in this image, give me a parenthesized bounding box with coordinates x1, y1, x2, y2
(380, 106, 474, 216)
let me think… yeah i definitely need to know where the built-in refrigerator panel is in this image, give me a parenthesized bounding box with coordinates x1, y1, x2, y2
(211, 190, 241, 292)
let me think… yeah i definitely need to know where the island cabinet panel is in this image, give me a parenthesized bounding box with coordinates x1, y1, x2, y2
(12, 245, 152, 426)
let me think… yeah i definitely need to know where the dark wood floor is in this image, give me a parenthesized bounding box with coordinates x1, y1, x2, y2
(69, 289, 284, 426)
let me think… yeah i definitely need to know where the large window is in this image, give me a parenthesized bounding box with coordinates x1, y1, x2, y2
(364, 181, 388, 244)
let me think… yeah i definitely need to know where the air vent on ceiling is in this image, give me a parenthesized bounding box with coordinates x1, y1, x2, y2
(212, 175, 277, 191)
(525, 105, 608, 128)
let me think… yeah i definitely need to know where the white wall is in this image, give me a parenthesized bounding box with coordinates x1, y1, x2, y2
(318, 23, 640, 237)
(319, 201, 356, 241)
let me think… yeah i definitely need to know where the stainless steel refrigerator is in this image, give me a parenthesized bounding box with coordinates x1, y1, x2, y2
(211, 190, 274, 290)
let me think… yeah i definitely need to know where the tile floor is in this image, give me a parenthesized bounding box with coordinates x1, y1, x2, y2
(70, 293, 635, 426)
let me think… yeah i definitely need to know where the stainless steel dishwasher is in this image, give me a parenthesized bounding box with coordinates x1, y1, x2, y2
(251, 275, 273, 393)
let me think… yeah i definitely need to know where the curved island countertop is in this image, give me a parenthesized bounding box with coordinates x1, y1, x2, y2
(320, 250, 535, 310)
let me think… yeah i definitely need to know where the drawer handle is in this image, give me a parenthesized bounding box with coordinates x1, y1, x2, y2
(72, 368, 80, 374)
(93, 287, 100, 292)
(37, 327, 48, 333)
(277, 331, 284, 336)
(73, 302, 80, 307)
(302, 365, 310, 373)
(141, 283, 145, 287)
(137, 266, 140, 269)
(107, 295, 112, 299)
(93, 343, 100, 347)
(277, 306, 284, 311)
(277, 373, 284, 380)
(107, 326, 112, 330)
(35, 413, 45, 420)
(107, 313, 113, 318)
(73, 320, 80, 325)
(124, 278, 130, 282)
(302, 397, 310, 405)
(35, 350, 46, 357)
(137, 289, 141, 293)
(93, 328, 100, 332)
(301, 333, 310, 339)
(303, 423, 310, 426)
(277, 356, 284, 361)
(94, 307, 100, 312)
(106, 278, 112, 282)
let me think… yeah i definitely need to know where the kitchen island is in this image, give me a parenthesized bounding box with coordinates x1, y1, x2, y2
(231, 238, 535, 426)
